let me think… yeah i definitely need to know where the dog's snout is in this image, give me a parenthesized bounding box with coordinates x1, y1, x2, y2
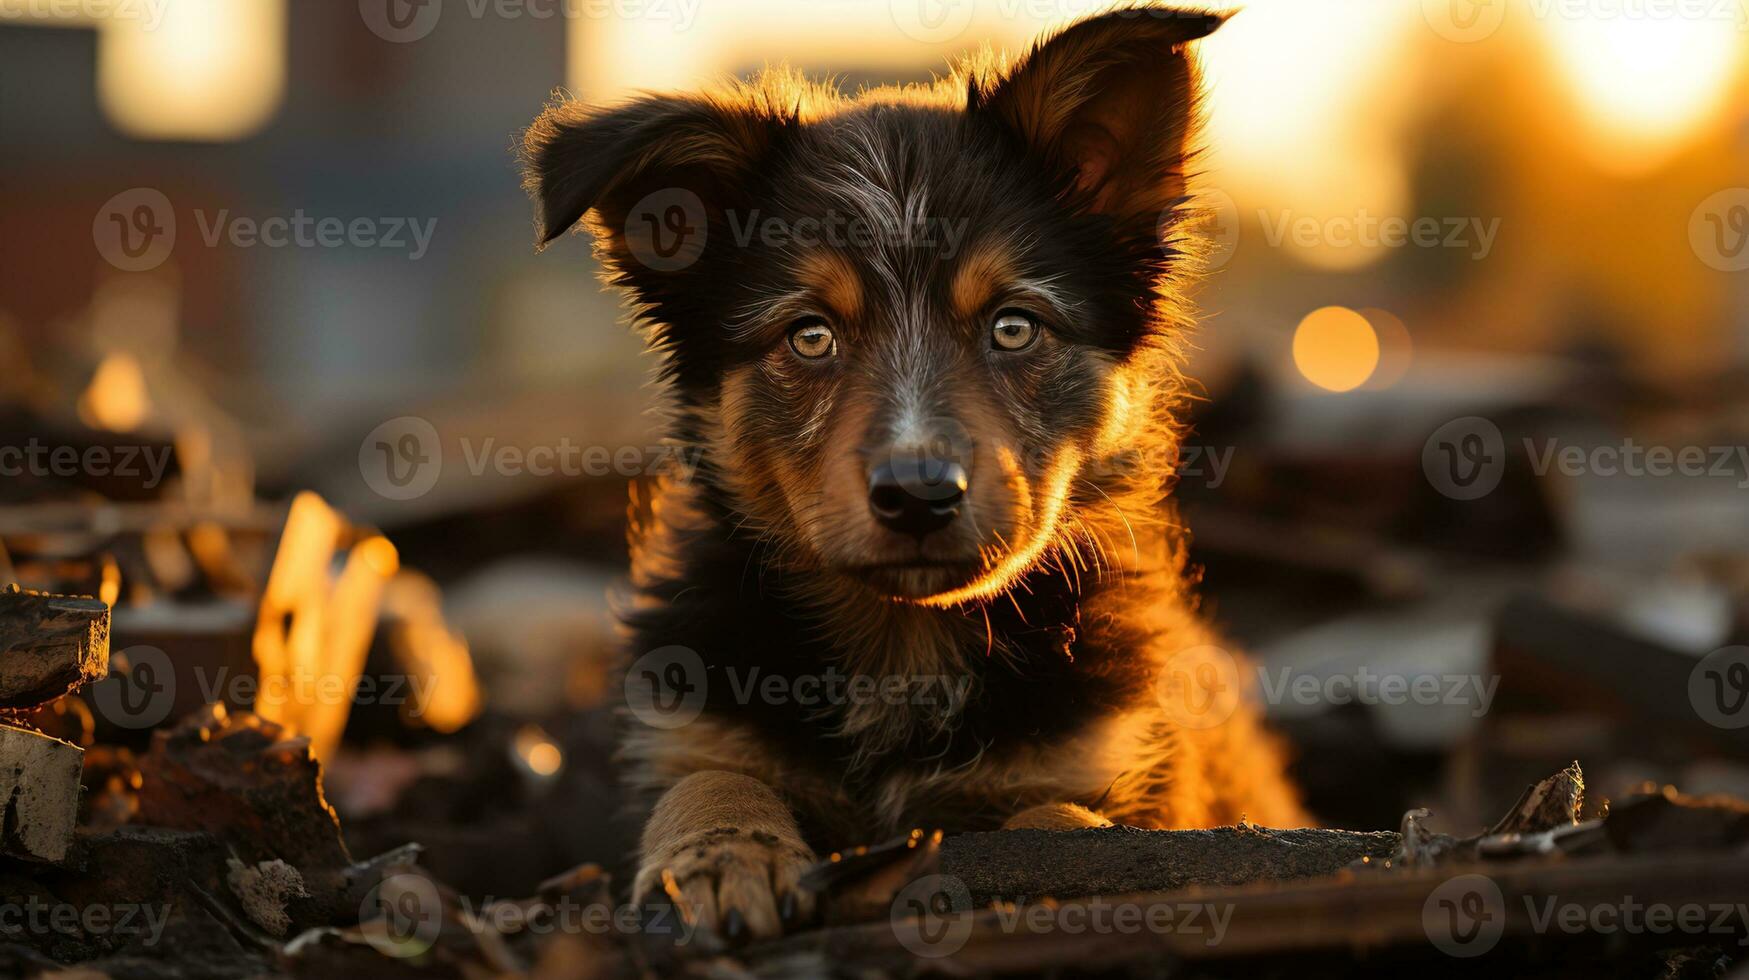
(867, 457, 967, 537)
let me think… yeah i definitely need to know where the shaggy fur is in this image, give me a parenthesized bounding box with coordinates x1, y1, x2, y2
(522, 4, 1306, 939)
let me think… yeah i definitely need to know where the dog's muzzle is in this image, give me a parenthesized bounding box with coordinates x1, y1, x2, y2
(867, 455, 967, 538)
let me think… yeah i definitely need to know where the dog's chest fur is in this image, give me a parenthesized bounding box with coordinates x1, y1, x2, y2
(621, 493, 1170, 836)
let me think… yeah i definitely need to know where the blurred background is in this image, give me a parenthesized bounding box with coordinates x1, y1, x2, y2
(1, 0, 1746, 897)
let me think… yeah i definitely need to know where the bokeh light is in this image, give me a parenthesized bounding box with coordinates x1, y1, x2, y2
(1293, 306, 1380, 392)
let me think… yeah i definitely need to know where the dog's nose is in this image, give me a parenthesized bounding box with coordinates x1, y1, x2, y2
(868, 458, 967, 537)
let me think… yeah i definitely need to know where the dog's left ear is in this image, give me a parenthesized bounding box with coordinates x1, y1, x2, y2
(974, 7, 1225, 224)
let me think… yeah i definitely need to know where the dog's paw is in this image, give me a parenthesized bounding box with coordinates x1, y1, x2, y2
(633, 827, 818, 943)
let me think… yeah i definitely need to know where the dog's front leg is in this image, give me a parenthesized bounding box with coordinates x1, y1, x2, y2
(632, 770, 818, 941)
(1002, 802, 1114, 830)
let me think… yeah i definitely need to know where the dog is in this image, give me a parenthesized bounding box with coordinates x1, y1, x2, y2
(521, 4, 1306, 942)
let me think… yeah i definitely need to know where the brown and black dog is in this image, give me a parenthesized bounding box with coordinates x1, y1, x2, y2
(522, 4, 1306, 942)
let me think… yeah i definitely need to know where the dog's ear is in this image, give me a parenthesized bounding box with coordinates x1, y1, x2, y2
(974, 7, 1225, 225)
(520, 93, 786, 258)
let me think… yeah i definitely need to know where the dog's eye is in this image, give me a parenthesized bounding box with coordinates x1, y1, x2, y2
(788, 319, 836, 359)
(991, 311, 1039, 352)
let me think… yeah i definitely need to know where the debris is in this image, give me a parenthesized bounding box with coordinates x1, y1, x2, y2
(0, 722, 84, 863)
(228, 858, 311, 937)
(0, 587, 110, 708)
(1486, 760, 1585, 835)
(939, 824, 1400, 906)
(136, 702, 351, 875)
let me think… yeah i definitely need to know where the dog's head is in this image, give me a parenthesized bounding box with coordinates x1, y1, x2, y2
(524, 6, 1223, 605)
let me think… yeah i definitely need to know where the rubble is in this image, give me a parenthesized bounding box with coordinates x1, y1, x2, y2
(0, 586, 110, 865)
(0, 586, 109, 708)
(0, 723, 84, 863)
(940, 824, 1401, 905)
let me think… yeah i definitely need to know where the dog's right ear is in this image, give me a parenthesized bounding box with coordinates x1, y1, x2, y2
(520, 93, 786, 257)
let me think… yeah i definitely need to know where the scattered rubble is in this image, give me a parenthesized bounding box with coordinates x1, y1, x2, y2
(0, 587, 110, 708)
(0, 587, 109, 865)
(0, 723, 85, 863)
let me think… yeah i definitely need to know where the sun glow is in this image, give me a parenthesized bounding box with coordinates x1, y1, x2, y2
(1538, 10, 1744, 174)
